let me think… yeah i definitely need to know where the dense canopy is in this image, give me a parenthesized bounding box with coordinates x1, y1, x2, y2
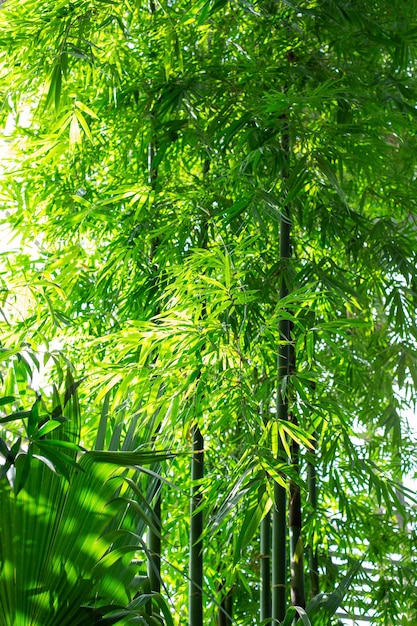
(2, 0, 417, 624)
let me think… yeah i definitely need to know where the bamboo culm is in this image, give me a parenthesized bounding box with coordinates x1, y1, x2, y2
(260, 510, 272, 621)
(189, 424, 204, 626)
(307, 445, 320, 599)
(272, 109, 291, 623)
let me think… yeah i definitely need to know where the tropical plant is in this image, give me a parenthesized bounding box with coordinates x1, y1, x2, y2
(2, 0, 417, 624)
(0, 351, 175, 625)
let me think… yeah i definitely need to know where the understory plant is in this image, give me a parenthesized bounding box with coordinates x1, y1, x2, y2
(0, 350, 174, 626)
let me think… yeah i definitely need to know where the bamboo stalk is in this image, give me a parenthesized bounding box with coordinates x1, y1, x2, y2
(217, 580, 233, 626)
(146, 403, 163, 608)
(260, 510, 272, 621)
(272, 103, 291, 624)
(189, 423, 204, 626)
(148, 491, 161, 595)
(307, 445, 319, 599)
(259, 370, 272, 622)
(272, 464, 287, 622)
(146, 0, 161, 600)
(288, 316, 306, 608)
(146, 149, 162, 608)
(189, 157, 210, 625)
(272, 284, 290, 621)
(289, 433, 306, 607)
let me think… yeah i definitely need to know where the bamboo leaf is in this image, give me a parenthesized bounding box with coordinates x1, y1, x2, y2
(27, 396, 41, 437)
(0, 396, 16, 406)
(36, 419, 66, 438)
(74, 99, 99, 120)
(233, 484, 271, 564)
(14, 447, 33, 494)
(74, 109, 94, 142)
(69, 114, 82, 145)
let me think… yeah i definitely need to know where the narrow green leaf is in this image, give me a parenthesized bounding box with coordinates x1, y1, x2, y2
(27, 397, 41, 437)
(0, 410, 31, 424)
(0, 437, 10, 459)
(0, 396, 15, 406)
(14, 448, 33, 495)
(36, 420, 65, 438)
(234, 485, 271, 564)
(75, 99, 99, 119)
(35, 439, 83, 452)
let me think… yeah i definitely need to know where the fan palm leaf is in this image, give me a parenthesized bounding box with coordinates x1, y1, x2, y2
(0, 370, 173, 626)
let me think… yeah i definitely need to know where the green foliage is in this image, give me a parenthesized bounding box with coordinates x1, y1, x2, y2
(0, 353, 174, 624)
(2, 0, 417, 623)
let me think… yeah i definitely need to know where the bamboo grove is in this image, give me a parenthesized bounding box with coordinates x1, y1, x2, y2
(2, 0, 417, 624)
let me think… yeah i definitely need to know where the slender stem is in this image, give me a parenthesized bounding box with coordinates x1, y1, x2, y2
(189, 423, 204, 626)
(259, 370, 272, 622)
(189, 154, 210, 626)
(224, 590, 233, 624)
(147, 491, 161, 594)
(289, 434, 306, 607)
(143, 577, 152, 617)
(272, 315, 289, 621)
(272, 107, 291, 623)
(260, 510, 271, 621)
(272, 90, 291, 622)
(307, 443, 319, 599)
(146, 93, 162, 603)
(288, 313, 306, 608)
(217, 580, 233, 626)
(146, 403, 163, 606)
(272, 479, 287, 621)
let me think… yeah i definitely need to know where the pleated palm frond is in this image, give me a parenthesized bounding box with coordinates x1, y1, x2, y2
(0, 369, 174, 626)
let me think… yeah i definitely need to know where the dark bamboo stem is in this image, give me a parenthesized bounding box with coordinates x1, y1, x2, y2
(259, 372, 272, 622)
(189, 424, 204, 626)
(272, 394, 288, 622)
(288, 317, 306, 608)
(260, 510, 272, 621)
(289, 436, 306, 607)
(146, 399, 163, 605)
(147, 492, 161, 595)
(146, 0, 161, 600)
(217, 582, 233, 626)
(189, 158, 210, 626)
(307, 443, 319, 599)
(146, 167, 162, 607)
(271, 98, 292, 623)
(272, 222, 290, 621)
